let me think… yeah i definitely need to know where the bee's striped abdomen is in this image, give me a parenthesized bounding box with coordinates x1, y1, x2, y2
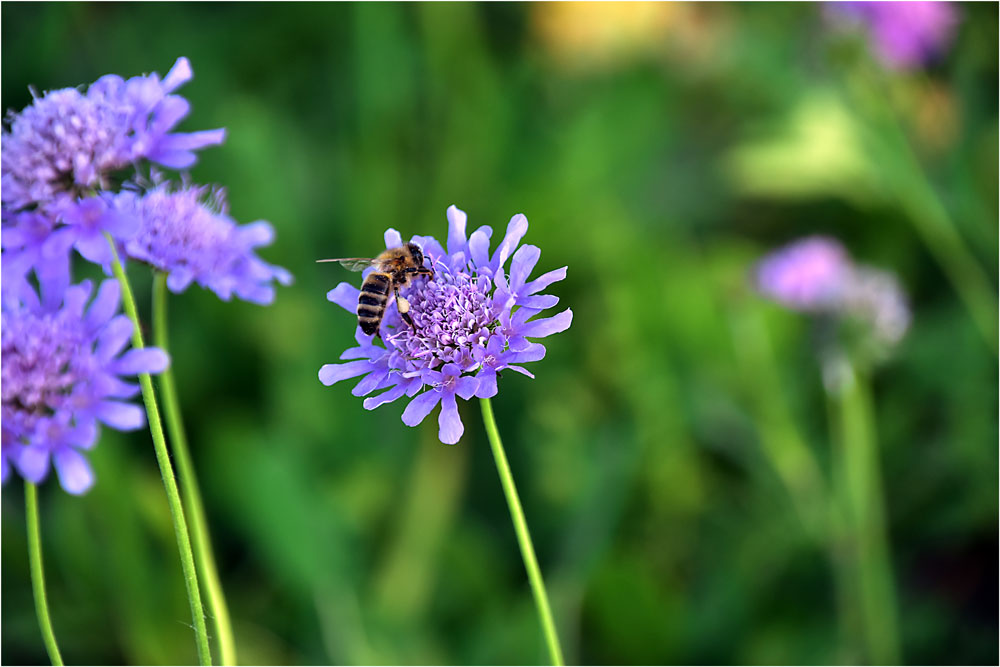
(358, 272, 391, 335)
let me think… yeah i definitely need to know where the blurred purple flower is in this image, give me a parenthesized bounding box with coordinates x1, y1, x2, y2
(112, 182, 292, 305)
(319, 206, 572, 445)
(2, 272, 169, 494)
(756, 236, 851, 311)
(827, 1, 959, 70)
(756, 236, 911, 347)
(1, 57, 224, 213)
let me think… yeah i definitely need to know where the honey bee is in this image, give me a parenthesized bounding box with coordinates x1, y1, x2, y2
(318, 242, 433, 336)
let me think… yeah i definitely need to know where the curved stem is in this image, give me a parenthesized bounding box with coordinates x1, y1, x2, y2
(25, 482, 64, 666)
(105, 235, 212, 666)
(480, 398, 564, 666)
(153, 272, 238, 666)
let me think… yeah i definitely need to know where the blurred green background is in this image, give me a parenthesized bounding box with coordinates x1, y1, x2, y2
(2, 2, 997, 665)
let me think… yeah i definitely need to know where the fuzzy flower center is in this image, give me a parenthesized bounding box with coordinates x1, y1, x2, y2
(1, 312, 84, 420)
(123, 186, 235, 272)
(390, 260, 497, 371)
(2, 89, 129, 207)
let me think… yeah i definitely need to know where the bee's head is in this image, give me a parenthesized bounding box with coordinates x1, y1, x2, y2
(407, 242, 425, 267)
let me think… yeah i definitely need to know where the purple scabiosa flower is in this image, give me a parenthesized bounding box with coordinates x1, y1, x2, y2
(756, 236, 911, 349)
(111, 182, 292, 305)
(826, 2, 959, 70)
(756, 236, 851, 311)
(1, 57, 224, 213)
(319, 206, 572, 445)
(1, 271, 169, 494)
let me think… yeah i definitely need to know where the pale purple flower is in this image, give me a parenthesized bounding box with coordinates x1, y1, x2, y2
(826, 2, 959, 70)
(842, 267, 911, 346)
(1, 57, 224, 213)
(756, 236, 911, 348)
(2, 271, 169, 494)
(112, 183, 292, 305)
(1, 57, 226, 293)
(319, 206, 572, 445)
(756, 236, 851, 311)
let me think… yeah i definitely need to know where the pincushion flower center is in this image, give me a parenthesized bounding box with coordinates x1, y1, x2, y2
(395, 262, 494, 369)
(2, 314, 80, 416)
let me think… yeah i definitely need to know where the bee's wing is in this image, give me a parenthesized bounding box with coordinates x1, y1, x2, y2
(316, 258, 376, 272)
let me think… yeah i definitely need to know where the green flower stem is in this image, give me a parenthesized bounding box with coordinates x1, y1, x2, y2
(153, 273, 237, 666)
(826, 356, 900, 665)
(105, 235, 212, 666)
(480, 398, 564, 666)
(25, 482, 64, 666)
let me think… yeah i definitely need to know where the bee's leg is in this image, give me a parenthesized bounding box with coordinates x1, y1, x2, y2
(404, 267, 434, 279)
(394, 287, 418, 333)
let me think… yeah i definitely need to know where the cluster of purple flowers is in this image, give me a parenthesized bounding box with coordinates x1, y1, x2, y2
(2, 271, 169, 494)
(2, 58, 289, 492)
(826, 1, 959, 70)
(320, 206, 572, 444)
(2, 57, 290, 305)
(756, 236, 910, 347)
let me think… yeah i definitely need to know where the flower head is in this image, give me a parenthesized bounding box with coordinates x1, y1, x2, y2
(1, 57, 224, 213)
(756, 236, 851, 311)
(2, 271, 169, 494)
(319, 206, 572, 444)
(826, 1, 959, 70)
(112, 182, 292, 304)
(756, 236, 911, 349)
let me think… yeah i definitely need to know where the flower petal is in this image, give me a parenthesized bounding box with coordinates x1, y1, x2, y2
(468, 227, 493, 269)
(111, 348, 170, 376)
(96, 315, 135, 362)
(239, 221, 275, 247)
(519, 308, 573, 339)
(85, 280, 121, 332)
(95, 401, 146, 430)
(511, 342, 547, 364)
(167, 268, 195, 293)
(446, 205, 468, 256)
(517, 294, 559, 310)
(401, 389, 442, 427)
(523, 266, 567, 295)
(53, 448, 95, 495)
(154, 128, 226, 152)
(438, 392, 464, 445)
(161, 57, 193, 93)
(455, 375, 479, 401)
(475, 370, 498, 398)
(75, 231, 113, 266)
(319, 360, 373, 386)
(492, 214, 529, 273)
(352, 369, 389, 397)
(508, 244, 540, 290)
(384, 228, 403, 249)
(16, 446, 50, 483)
(363, 381, 410, 410)
(327, 282, 360, 313)
(506, 365, 536, 378)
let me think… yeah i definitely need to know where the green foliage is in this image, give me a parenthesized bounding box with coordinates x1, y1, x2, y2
(2, 3, 996, 665)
